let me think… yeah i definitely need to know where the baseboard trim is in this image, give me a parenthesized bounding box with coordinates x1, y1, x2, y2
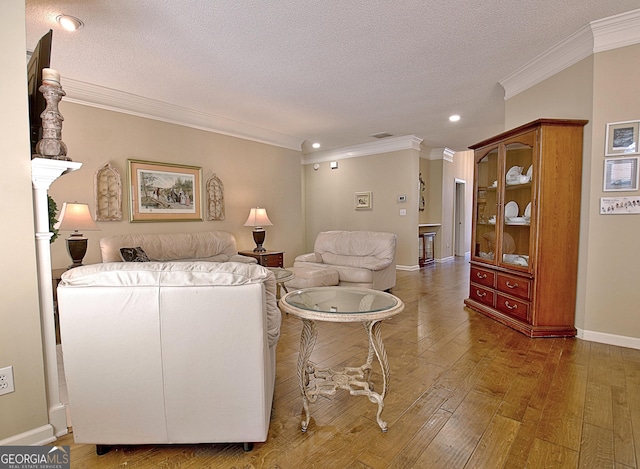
(50, 403, 69, 438)
(577, 328, 640, 350)
(0, 424, 57, 446)
(396, 264, 420, 271)
(437, 256, 455, 263)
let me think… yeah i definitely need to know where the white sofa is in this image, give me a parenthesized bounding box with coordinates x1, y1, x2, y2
(99, 231, 256, 264)
(57, 261, 280, 453)
(293, 230, 397, 291)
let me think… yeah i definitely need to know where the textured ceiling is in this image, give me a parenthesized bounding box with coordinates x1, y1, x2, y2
(24, 1, 640, 153)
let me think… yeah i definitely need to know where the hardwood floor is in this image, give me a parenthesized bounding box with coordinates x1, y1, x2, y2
(52, 258, 640, 468)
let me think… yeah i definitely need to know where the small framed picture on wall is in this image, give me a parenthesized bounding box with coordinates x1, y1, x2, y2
(605, 121, 639, 156)
(354, 191, 372, 210)
(603, 157, 639, 192)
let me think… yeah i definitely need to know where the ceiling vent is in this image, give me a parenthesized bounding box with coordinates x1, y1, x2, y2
(371, 132, 393, 139)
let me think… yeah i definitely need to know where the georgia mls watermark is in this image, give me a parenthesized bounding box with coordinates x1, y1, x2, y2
(0, 446, 70, 469)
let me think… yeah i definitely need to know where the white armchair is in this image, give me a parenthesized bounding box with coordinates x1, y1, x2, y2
(293, 230, 397, 291)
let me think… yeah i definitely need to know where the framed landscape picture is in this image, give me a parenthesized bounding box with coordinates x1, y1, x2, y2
(603, 157, 639, 192)
(128, 159, 203, 222)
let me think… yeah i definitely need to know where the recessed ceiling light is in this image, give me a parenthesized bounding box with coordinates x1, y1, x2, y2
(56, 14, 84, 31)
(449, 115, 461, 122)
(312, 142, 321, 149)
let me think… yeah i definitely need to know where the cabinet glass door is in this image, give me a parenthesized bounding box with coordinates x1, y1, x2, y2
(500, 132, 535, 269)
(472, 146, 499, 263)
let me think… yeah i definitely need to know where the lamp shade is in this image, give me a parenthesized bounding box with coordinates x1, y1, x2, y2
(243, 207, 273, 228)
(54, 202, 100, 234)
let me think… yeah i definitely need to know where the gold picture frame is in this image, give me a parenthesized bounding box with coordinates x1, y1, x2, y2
(128, 159, 203, 222)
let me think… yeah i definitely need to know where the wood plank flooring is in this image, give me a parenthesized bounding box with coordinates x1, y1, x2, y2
(51, 258, 640, 468)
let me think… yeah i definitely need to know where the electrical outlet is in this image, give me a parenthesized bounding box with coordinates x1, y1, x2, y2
(0, 366, 15, 396)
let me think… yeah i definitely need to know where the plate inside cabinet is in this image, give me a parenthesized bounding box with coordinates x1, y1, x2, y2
(506, 165, 523, 182)
(524, 202, 532, 218)
(526, 165, 533, 179)
(505, 201, 519, 218)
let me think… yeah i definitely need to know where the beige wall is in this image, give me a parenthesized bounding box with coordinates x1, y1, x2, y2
(421, 158, 443, 224)
(418, 150, 474, 260)
(303, 149, 420, 268)
(0, 1, 49, 441)
(48, 103, 305, 268)
(585, 45, 640, 337)
(453, 150, 474, 256)
(505, 46, 640, 340)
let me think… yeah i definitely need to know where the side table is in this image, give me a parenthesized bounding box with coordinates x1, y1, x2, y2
(268, 267, 293, 299)
(238, 250, 284, 268)
(279, 287, 404, 432)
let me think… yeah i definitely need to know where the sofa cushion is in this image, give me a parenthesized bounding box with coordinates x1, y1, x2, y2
(314, 231, 396, 270)
(120, 246, 151, 262)
(285, 266, 339, 289)
(100, 231, 243, 263)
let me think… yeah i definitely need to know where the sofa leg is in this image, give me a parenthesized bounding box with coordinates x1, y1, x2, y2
(96, 445, 111, 456)
(243, 442, 254, 452)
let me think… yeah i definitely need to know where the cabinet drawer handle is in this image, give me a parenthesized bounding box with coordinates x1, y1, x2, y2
(476, 290, 486, 298)
(505, 301, 517, 310)
(476, 272, 487, 279)
(505, 281, 518, 289)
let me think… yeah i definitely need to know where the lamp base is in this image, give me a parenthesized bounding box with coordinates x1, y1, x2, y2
(66, 234, 88, 269)
(252, 229, 266, 252)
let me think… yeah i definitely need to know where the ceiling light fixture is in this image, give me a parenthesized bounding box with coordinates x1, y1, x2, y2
(312, 142, 321, 149)
(56, 14, 84, 31)
(449, 115, 461, 122)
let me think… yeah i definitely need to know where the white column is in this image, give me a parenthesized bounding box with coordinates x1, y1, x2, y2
(31, 158, 82, 437)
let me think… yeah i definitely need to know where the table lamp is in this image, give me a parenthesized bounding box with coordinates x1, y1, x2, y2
(54, 202, 100, 268)
(244, 207, 273, 252)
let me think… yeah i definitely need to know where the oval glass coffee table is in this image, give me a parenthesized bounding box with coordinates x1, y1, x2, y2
(279, 287, 404, 432)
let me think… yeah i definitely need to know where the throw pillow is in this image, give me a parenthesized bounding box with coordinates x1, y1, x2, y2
(120, 246, 151, 262)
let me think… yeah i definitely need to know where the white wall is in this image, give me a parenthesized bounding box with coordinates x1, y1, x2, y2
(0, 0, 50, 442)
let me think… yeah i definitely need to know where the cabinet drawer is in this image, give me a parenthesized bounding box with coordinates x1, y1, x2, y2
(262, 253, 283, 267)
(497, 273, 531, 300)
(470, 267, 495, 288)
(469, 284, 495, 307)
(496, 294, 529, 321)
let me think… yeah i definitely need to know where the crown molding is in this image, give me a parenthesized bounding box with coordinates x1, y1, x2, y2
(426, 147, 455, 162)
(302, 135, 423, 165)
(500, 8, 640, 100)
(61, 78, 305, 151)
(591, 8, 640, 53)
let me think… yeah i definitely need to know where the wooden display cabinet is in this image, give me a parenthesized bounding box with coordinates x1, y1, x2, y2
(464, 118, 587, 337)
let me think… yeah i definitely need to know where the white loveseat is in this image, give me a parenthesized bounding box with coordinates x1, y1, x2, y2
(99, 231, 256, 264)
(57, 261, 280, 452)
(293, 230, 397, 291)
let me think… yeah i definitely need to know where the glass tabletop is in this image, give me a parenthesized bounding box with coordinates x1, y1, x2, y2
(268, 267, 294, 282)
(283, 287, 398, 315)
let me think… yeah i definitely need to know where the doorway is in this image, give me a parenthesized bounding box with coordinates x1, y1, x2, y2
(454, 179, 466, 257)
